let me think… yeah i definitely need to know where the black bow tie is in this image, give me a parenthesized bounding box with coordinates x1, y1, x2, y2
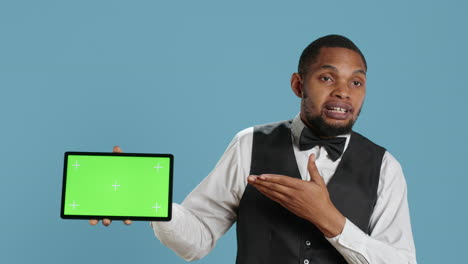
(299, 127, 346, 162)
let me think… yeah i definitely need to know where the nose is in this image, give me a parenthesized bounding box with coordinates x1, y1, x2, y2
(331, 81, 350, 99)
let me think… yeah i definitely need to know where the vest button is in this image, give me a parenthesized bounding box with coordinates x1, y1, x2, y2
(304, 259, 310, 264)
(305, 240, 311, 246)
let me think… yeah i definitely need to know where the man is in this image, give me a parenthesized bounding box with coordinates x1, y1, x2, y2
(91, 35, 417, 263)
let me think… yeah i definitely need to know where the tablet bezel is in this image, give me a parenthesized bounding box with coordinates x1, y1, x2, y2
(61, 151, 173, 221)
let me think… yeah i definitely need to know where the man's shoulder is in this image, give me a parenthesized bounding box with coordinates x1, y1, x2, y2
(234, 120, 291, 137)
(348, 131, 406, 174)
(351, 130, 386, 153)
(252, 119, 293, 135)
(231, 119, 293, 146)
(233, 126, 254, 141)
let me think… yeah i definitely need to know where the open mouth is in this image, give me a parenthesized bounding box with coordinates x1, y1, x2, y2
(327, 106, 349, 113)
(323, 102, 353, 120)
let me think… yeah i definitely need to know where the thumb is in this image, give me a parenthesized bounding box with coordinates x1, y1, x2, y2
(307, 154, 324, 184)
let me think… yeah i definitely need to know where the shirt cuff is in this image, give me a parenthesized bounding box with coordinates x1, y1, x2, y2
(325, 218, 369, 257)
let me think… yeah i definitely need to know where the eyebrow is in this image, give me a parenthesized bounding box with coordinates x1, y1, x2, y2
(320, 64, 367, 76)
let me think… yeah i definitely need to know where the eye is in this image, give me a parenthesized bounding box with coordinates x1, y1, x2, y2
(352, 80, 363, 87)
(320, 76, 333, 82)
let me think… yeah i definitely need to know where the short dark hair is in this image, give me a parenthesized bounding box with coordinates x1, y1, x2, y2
(298, 34, 367, 77)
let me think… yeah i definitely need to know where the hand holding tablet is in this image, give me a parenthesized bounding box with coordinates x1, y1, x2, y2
(90, 146, 131, 226)
(61, 146, 173, 226)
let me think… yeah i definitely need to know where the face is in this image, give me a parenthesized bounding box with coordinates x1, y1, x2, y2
(291, 47, 367, 137)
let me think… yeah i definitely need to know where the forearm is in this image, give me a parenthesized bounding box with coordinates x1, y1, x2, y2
(306, 201, 346, 238)
(151, 203, 216, 261)
(326, 218, 417, 264)
(327, 151, 417, 264)
(151, 130, 247, 261)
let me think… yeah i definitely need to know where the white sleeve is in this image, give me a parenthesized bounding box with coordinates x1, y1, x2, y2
(326, 151, 417, 264)
(150, 128, 252, 261)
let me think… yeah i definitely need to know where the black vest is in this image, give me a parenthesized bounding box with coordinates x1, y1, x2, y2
(236, 120, 385, 264)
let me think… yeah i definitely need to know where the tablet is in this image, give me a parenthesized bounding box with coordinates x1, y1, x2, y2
(61, 152, 173, 221)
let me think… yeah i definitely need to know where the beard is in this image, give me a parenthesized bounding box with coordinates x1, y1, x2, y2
(302, 98, 360, 138)
(305, 114, 355, 138)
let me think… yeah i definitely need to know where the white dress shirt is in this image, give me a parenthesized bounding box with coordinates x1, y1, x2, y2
(151, 115, 417, 263)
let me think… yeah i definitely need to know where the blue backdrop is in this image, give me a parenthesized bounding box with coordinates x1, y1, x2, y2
(1, 1, 466, 263)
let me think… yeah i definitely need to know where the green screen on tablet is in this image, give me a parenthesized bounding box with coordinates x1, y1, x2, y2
(61, 152, 173, 221)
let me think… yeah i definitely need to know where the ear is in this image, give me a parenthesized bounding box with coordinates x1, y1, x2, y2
(290, 73, 303, 98)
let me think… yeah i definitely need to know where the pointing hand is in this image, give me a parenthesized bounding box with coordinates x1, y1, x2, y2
(247, 154, 345, 237)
